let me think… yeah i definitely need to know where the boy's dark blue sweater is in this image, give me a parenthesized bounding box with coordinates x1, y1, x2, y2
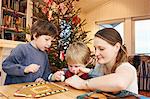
(2, 43, 51, 85)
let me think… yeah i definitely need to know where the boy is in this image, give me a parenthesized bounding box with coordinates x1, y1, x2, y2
(2, 20, 58, 85)
(48, 41, 102, 81)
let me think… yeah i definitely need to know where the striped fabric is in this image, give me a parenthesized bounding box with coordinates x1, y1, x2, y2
(138, 61, 150, 91)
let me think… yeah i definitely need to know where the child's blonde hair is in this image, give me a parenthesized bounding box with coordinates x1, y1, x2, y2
(65, 41, 91, 65)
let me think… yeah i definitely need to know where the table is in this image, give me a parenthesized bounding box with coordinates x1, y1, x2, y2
(0, 82, 106, 99)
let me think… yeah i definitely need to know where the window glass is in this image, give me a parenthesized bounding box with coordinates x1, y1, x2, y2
(99, 22, 124, 43)
(135, 20, 150, 54)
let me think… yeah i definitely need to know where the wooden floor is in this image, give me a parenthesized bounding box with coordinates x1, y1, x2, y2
(139, 91, 150, 97)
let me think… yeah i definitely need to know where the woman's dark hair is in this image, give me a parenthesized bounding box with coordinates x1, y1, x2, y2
(30, 20, 58, 40)
(95, 28, 128, 73)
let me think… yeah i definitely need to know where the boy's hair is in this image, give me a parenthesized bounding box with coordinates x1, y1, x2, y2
(30, 20, 58, 40)
(65, 41, 91, 65)
(95, 28, 128, 73)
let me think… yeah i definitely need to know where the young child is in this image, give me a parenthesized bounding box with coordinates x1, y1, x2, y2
(2, 20, 58, 85)
(48, 41, 102, 82)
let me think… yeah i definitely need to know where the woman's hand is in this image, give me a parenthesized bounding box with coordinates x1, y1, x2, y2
(65, 75, 86, 89)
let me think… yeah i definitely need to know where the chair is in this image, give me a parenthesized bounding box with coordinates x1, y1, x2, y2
(128, 55, 150, 97)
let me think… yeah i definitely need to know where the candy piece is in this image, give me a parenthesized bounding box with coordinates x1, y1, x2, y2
(60, 75, 65, 82)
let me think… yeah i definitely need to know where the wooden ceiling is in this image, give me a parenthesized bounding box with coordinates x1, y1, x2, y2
(75, 0, 111, 13)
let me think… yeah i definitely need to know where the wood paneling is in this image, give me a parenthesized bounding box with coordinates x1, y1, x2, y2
(83, 0, 150, 54)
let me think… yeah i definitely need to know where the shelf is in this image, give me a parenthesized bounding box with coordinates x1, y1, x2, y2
(4, 29, 26, 41)
(2, 0, 27, 13)
(2, 7, 26, 16)
(0, 39, 25, 48)
(0, 0, 28, 41)
(0, 26, 23, 32)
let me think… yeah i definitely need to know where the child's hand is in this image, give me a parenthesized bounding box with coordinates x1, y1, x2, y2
(35, 78, 45, 83)
(24, 64, 40, 73)
(52, 71, 65, 81)
(79, 67, 91, 73)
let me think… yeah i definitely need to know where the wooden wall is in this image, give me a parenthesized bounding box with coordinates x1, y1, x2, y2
(83, 0, 150, 54)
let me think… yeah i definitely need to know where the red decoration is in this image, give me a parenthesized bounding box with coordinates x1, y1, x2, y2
(72, 15, 81, 26)
(43, 0, 53, 7)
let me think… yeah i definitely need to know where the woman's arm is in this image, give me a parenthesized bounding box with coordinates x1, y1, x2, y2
(65, 63, 136, 92)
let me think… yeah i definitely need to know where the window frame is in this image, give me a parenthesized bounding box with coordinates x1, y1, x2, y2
(95, 18, 125, 44)
(132, 16, 150, 55)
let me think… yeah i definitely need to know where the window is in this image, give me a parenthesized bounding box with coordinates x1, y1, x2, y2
(99, 22, 124, 42)
(135, 19, 150, 54)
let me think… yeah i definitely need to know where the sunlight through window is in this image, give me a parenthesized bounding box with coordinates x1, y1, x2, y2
(135, 20, 150, 54)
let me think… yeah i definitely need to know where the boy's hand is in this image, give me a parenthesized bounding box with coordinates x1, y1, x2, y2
(24, 64, 40, 73)
(52, 71, 65, 81)
(35, 78, 45, 82)
(79, 67, 91, 73)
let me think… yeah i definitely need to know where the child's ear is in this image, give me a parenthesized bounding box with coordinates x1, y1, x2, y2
(33, 33, 37, 39)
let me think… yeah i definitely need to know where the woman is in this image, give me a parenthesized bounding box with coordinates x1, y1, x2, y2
(65, 28, 138, 94)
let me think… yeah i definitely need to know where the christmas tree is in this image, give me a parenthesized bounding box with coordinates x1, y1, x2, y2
(32, 0, 92, 72)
